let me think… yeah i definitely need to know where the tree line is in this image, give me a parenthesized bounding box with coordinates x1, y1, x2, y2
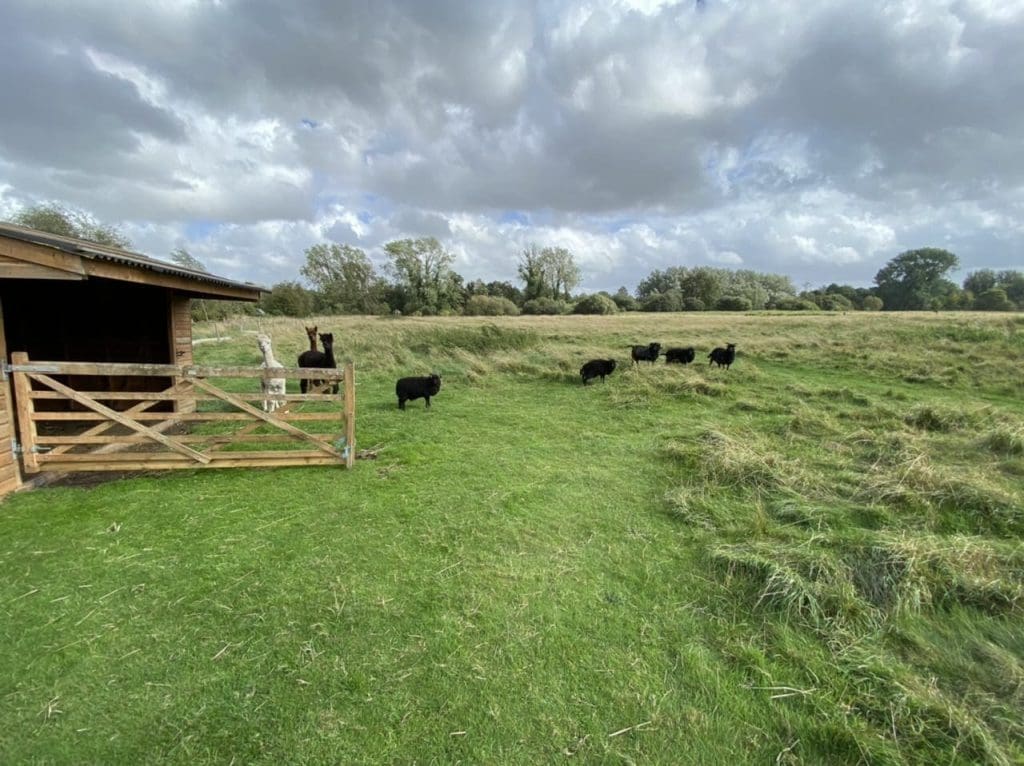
(8, 204, 1024, 317)
(267, 241, 1024, 317)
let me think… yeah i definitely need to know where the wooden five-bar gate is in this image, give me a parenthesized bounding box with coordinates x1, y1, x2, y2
(6, 352, 355, 475)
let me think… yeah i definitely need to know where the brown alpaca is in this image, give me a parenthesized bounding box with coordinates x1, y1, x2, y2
(304, 325, 318, 353)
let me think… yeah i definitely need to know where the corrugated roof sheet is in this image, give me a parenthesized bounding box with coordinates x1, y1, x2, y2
(0, 221, 267, 295)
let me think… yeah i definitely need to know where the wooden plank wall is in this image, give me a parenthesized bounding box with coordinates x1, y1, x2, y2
(168, 293, 196, 413)
(169, 294, 194, 366)
(0, 297, 23, 497)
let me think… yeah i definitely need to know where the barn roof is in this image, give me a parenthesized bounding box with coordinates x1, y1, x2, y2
(0, 222, 266, 300)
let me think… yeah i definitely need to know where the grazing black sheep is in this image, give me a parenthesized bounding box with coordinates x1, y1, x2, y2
(664, 347, 696, 365)
(708, 343, 737, 369)
(630, 342, 662, 366)
(396, 373, 442, 410)
(580, 358, 617, 385)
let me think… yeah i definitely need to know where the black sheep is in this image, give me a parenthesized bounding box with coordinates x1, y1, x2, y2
(664, 347, 696, 365)
(580, 358, 617, 385)
(708, 343, 737, 369)
(630, 342, 662, 365)
(396, 373, 442, 410)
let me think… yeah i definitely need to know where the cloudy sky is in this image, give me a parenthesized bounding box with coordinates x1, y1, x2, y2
(1, 0, 1022, 293)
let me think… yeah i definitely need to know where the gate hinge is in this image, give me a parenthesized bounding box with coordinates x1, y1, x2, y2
(11, 440, 50, 455)
(333, 436, 350, 462)
(1, 362, 10, 382)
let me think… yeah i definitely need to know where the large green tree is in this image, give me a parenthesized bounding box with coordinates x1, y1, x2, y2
(384, 237, 463, 315)
(301, 243, 385, 314)
(636, 267, 684, 299)
(544, 246, 581, 300)
(963, 269, 998, 298)
(13, 203, 131, 248)
(517, 245, 549, 301)
(681, 267, 726, 308)
(873, 248, 959, 311)
(517, 245, 581, 301)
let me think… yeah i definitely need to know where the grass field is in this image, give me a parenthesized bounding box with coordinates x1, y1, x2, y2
(2, 311, 1023, 764)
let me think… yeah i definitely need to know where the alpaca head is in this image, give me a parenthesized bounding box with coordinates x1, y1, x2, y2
(319, 332, 334, 351)
(305, 325, 318, 341)
(257, 334, 273, 356)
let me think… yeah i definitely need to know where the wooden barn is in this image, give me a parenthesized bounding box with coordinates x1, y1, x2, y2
(0, 222, 268, 497)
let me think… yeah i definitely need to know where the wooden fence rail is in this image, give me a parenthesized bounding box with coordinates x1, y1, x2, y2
(6, 353, 356, 473)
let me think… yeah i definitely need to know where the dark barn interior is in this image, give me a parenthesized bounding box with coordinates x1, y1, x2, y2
(1, 279, 176, 412)
(1, 278, 172, 364)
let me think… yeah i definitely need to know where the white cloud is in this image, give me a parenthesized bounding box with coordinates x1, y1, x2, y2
(0, 0, 1021, 293)
(711, 250, 743, 265)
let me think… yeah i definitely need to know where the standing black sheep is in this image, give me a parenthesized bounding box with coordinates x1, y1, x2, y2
(630, 342, 662, 365)
(396, 373, 442, 410)
(708, 343, 737, 369)
(664, 347, 696, 365)
(580, 358, 617, 385)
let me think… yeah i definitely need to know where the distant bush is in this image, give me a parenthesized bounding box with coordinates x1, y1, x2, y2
(573, 294, 618, 315)
(862, 295, 884, 311)
(260, 281, 315, 317)
(974, 288, 1015, 311)
(192, 299, 259, 322)
(522, 297, 568, 315)
(683, 297, 706, 312)
(819, 294, 854, 311)
(641, 292, 682, 312)
(715, 295, 752, 311)
(771, 297, 820, 311)
(611, 290, 639, 311)
(463, 295, 520, 316)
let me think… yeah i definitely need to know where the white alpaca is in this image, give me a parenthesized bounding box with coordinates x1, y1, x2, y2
(256, 335, 286, 413)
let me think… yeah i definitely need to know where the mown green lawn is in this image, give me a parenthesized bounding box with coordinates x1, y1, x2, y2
(2, 312, 1022, 764)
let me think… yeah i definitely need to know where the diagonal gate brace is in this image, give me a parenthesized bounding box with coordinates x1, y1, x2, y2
(189, 378, 342, 459)
(28, 372, 211, 464)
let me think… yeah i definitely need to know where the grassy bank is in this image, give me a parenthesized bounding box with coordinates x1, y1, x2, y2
(2, 312, 1022, 763)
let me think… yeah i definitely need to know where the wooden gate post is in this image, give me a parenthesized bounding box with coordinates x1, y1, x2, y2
(0, 297, 24, 495)
(344, 361, 355, 469)
(9, 352, 39, 473)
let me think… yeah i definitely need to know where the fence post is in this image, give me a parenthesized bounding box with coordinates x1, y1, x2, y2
(10, 352, 39, 473)
(344, 361, 355, 469)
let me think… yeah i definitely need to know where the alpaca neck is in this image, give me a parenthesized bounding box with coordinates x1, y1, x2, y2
(322, 345, 335, 367)
(260, 345, 281, 368)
